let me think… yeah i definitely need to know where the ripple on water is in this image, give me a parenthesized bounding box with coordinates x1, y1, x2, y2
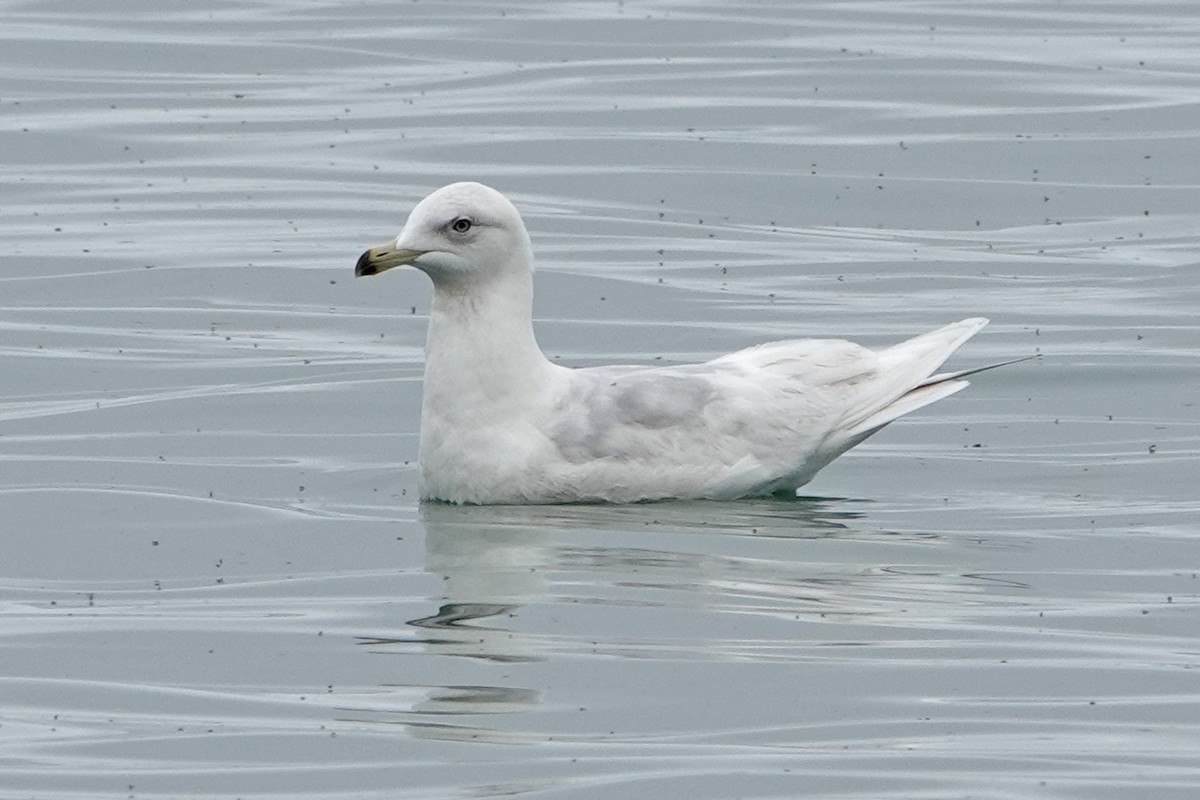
(3, 1, 1200, 798)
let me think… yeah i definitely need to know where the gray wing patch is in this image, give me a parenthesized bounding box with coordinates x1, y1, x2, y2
(611, 372, 716, 429)
(548, 369, 718, 461)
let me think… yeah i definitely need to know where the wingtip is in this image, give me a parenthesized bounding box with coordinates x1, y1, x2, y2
(920, 353, 1038, 387)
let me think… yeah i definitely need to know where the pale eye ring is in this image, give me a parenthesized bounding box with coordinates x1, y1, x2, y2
(450, 217, 472, 234)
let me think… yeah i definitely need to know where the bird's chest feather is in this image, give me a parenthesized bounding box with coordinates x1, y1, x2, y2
(417, 368, 564, 502)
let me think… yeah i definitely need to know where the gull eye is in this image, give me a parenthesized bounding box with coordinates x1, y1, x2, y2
(450, 217, 472, 234)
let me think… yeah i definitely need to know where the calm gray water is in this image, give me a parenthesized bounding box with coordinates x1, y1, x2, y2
(2, 2, 1199, 798)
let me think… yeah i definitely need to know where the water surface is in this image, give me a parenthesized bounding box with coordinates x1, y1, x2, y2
(2, 2, 1198, 798)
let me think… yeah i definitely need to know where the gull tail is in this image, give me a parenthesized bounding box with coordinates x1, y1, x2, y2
(840, 318, 1016, 441)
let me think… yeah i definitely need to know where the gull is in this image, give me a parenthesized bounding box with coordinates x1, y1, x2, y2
(356, 182, 1010, 504)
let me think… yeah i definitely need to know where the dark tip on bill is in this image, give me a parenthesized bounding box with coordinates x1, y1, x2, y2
(355, 250, 377, 277)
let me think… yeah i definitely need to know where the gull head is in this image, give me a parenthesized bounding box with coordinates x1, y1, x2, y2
(355, 182, 533, 287)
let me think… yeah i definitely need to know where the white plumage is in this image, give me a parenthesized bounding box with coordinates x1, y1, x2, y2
(356, 182, 994, 504)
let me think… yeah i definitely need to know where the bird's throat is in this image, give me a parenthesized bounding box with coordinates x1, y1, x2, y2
(422, 278, 555, 417)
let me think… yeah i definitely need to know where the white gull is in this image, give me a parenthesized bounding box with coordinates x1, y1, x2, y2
(356, 181, 1004, 505)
